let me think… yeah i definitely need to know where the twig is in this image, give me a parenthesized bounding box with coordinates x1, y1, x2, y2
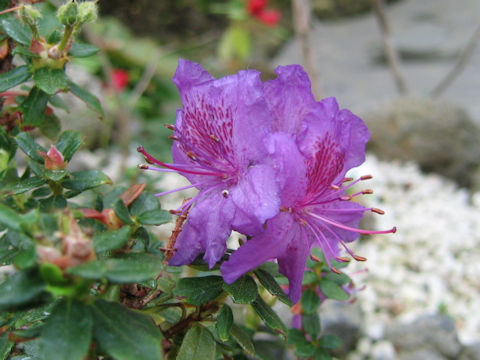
(0, 5, 22, 16)
(371, 0, 408, 94)
(292, 0, 322, 99)
(431, 24, 480, 97)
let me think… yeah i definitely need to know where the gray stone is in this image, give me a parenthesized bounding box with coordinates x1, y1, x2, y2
(386, 314, 462, 358)
(459, 342, 480, 360)
(364, 97, 480, 188)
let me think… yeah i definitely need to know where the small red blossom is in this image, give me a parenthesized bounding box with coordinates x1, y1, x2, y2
(246, 0, 281, 26)
(111, 69, 129, 91)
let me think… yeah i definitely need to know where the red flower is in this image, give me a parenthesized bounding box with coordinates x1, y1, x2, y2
(111, 69, 129, 91)
(246, 0, 281, 27)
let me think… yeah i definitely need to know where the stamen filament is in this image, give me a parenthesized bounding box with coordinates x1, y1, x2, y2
(306, 212, 396, 235)
(154, 182, 203, 197)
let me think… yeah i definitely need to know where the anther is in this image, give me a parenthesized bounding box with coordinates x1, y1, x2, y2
(137, 145, 145, 153)
(280, 206, 292, 213)
(310, 254, 322, 262)
(336, 256, 351, 263)
(300, 218, 308, 226)
(137, 164, 149, 170)
(343, 177, 353, 183)
(371, 208, 385, 215)
(186, 151, 197, 161)
(222, 190, 229, 198)
(331, 267, 342, 275)
(330, 184, 341, 190)
(352, 254, 367, 262)
(169, 209, 179, 214)
(360, 174, 373, 181)
(340, 195, 352, 201)
(209, 134, 219, 143)
(362, 189, 373, 195)
(168, 135, 179, 141)
(164, 124, 175, 130)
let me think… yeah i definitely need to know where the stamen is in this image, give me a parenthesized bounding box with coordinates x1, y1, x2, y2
(138, 164, 149, 169)
(352, 254, 367, 261)
(154, 182, 203, 197)
(360, 174, 373, 180)
(362, 189, 373, 195)
(336, 256, 351, 262)
(209, 134, 219, 143)
(340, 196, 352, 201)
(310, 254, 322, 262)
(186, 151, 197, 161)
(280, 206, 292, 213)
(371, 208, 385, 215)
(164, 124, 175, 130)
(137, 164, 176, 173)
(343, 177, 353, 183)
(168, 135, 179, 141)
(307, 211, 396, 235)
(222, 190, 229, 198)
(137, 146, 224, 177)
(330, 184, 340, 190)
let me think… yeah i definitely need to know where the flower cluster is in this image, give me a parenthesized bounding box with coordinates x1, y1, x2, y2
(138, 59, 395, 303)
(246, 0, 281, 27)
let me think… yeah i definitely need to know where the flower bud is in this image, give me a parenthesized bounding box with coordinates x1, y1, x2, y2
(57, 1, 78, 26)
(24, 5, 42, 20)
(39, 145, 67, 170)
(77, 1, 98, 24)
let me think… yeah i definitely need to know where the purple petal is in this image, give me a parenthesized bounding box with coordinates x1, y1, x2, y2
(230, 164, 280, 233)
(264, 132, 307, 207)
(172, 59, 214, 100)
(168, 221, 203, 266)
(221, 213, 293, 284)
(265, 65, 316, 133)
(277, 223, 310, 304)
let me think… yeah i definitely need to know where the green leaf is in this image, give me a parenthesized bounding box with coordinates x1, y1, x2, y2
(113, 199, 134, 225)
(223, 275, 258, 304)
(319, 334, 342, 349)
(175, 276, 224, 306)
(92, 300, 163, 360)
(69, 42, 99, 57)
(314, 349, 332, 360)
(48, 94, 70, 113)
(218, 25, 252, 61)
(39, 299, 93, 360)
(3, 176, 45, 195)
(0, 65, 31, 92)
(62, 170, 112, 192)
(0, 17, 32, 46)
(0, 203, 22, 231)
(287, 329, 316, 358)
(254, 269, 292, 306)
(301, 289, 320, 315)
(93, 226, 131, 253)
(0, 270, 46, 311)
(55, 130, 83, 161)
(33, 68, 69, 95)
(68, 79, 103, 117)
(230, 324, 255, 356)
(15, 130, 46, 163)
(319, 279, 349, 301)
(20, 86, 50, 126)
(302, 313, 321, 340)
(323, 272, 352, 286)
(129, 192, 160, 216)
(40, 113, 61, 139)
(67, 253, 162, 283)
(177, 326, 216, 360)
(0, 333, 14, 360)
(43, 170, 67, 182)
(251, 295, 287, 338)
(216, 304, 233, 342)
(137, 209, 171, 225)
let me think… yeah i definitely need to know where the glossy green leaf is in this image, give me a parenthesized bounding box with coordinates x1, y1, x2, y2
(230, 324, 255, 356)
(68, 79, 104, 117)
(137, 209, 171, 225)
(0, 17, 32, 46)
(3, 176, 45, 195)
(67, 253, 162, 283)
(216, 304, 233, 341)
(287, 329, 315, 358)
(92, 300, 163, 360)
(0, 203, 22, 231)
(56, 130, 83, 161)
(20, 86, 50, 126)
(319, 279, 349, 301)
(93, 226, 131, 253)
(0, 270, 46, 311)
(48, 94, 70, 113)
(43, 169, 68, 182)
(175, 276, 224, 306)
(62, 170, 112, 191)
(69, 42, 99, 57)
(177, 326, 216, 360)
(0, 65, 31, 92)
(301, 289, 320, 315)
(0, 333, 14, 360)
(314, 348, 332, 360)
(223, 275, 258, 304)
(33, 68, 69, 95)
(319, 334, 342, 349)
(302, 313, 321, 340)
(254, 268, 292, 306)
(129, 192, 160, 216)
(15, 131, 45, 163)
(40, 113, 61, 139)
(251, 295, 287, 338)
(39, 299, 93, 360)
(113, 199, 134, 225)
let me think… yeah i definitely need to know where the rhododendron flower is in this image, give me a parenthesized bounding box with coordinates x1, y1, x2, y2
(246, 0, 281, 26)
(221, 65, 395, 303)
(138, 59, 280, 268)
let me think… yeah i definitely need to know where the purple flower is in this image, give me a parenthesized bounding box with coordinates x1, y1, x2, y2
(221, 65, 395, 303)
(138, 59, 280, 268)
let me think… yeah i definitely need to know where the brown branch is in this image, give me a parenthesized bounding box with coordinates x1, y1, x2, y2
(431, 24, 480, 97)
(371, 0, 408, 94)
(292, 0, 322, 99)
